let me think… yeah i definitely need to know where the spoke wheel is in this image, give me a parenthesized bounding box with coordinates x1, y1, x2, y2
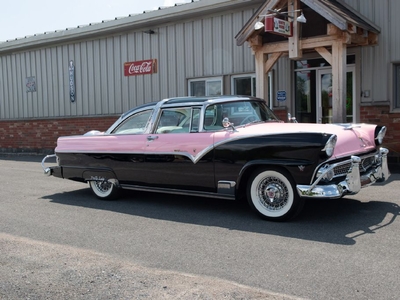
(247, 168, 303, 221)
(89, 179, 118, 200)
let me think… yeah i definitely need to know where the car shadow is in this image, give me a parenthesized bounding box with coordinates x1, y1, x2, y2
(42, 185, 400, 246)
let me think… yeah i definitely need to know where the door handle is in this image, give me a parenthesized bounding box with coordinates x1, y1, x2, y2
(147, 136, 159, 141)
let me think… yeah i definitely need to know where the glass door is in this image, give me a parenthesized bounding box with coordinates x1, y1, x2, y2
(316, 66, 355, 123)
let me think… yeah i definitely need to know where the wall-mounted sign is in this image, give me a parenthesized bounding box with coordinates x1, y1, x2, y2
(69, 60, 76, 102)
(265, 16, 293, 37)
(277, 90, 287, 102)
(26, 76, 36, 92)
(124, 59, 157, 76)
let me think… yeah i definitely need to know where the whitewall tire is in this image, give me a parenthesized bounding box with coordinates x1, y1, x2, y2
(247, 168, 304, 221)
(89, 179, 119, 200)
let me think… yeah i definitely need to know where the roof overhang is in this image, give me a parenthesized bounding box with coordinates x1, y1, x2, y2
(236, 0, 381, 46)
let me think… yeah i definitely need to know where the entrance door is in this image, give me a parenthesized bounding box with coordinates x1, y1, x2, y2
(316, 66, 355, 123)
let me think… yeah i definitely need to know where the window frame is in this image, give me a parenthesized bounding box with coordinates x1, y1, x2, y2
(393, 62, 400, 111)
(188, 77, 223, 97)
(231, 73, 273, 108)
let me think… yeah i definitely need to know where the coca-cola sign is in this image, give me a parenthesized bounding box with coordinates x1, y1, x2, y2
(124, 59, 157, 76)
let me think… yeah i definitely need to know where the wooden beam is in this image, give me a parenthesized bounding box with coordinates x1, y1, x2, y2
(315, 47, 332, 65)
(350, 33, 368, 46)
(265, 52, 282, 73)
(368, 32, 378, 45)
(327, 24, 341, 36)
(248, 35, 263, 53)
(260, 36, 335, 54)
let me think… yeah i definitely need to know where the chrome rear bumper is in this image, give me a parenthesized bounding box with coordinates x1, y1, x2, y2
(41, 154, 57, 176)
(296, 147, 390, 198)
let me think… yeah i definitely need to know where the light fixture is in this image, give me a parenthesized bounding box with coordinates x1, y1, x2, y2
(254, 9, 306, 30)
(254, 21, 264, 30)
(296, 12, 307, 23)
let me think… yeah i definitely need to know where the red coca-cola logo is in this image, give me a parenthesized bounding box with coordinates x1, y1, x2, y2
(124, 59, 157, 76)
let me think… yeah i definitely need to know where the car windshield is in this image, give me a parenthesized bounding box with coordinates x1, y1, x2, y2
(204, 100, 279, 130)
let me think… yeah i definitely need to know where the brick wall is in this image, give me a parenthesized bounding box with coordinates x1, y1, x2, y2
(0, 116, 117, 154)
(360, 105, 400, 162)
(1, 105, 399, 162)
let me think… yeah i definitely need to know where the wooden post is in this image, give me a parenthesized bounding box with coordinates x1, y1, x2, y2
(331, 39, 347, 123)
(289, 0, 301, 59)
(255, 51, 267, 99)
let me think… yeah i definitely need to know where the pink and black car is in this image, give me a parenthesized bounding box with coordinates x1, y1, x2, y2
(42, 96, 390, 221)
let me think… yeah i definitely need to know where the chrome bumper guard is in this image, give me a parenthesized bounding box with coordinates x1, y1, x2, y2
(41, 154, 57, 176)
(297, 147, 390, 198)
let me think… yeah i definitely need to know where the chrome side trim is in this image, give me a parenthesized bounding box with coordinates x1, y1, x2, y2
(297, 147, 390, 198)
(120, 184, 235, 200)
(217, 180, 236, 196)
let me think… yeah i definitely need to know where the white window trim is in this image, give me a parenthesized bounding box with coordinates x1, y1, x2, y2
(188, 77, 223, 96)
(231, 73, 273, 108)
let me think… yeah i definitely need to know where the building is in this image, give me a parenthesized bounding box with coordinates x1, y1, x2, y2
(0, 0, 399, 163)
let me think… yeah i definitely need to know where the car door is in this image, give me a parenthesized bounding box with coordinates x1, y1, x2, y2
(143, 107, 216, 192)
(108, 109, 153, 185)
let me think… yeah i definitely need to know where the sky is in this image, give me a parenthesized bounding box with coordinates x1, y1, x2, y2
(0, 0, 192, 42)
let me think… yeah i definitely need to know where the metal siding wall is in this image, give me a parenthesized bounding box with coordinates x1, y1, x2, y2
(222, 14, 234, 75)
(193, 20, 204, 77)
(343, 0, 393, 103)
(175, 23, 186, 96)
(0, 5, 260, 119)
(159, 27, 169, 98)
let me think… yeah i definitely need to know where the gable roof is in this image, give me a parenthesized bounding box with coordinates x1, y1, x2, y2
(236, 0, 381, 46)
(0, 0, 262, 54)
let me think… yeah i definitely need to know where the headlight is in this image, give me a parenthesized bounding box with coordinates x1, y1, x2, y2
(322, 134, 337, 157)
(375, 126, 386, 145)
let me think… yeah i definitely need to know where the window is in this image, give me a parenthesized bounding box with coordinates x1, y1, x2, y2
(232, 75, 256, 96)
(394, 63, 400, 109)
(189, 77, 223, 96)
(231, 73, 273, 108)
(156, 108, 192, 133)
(204, 100, 279, 131)
(113, 110, 152, 134)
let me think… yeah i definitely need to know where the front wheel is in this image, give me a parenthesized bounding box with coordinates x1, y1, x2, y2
(247, 168, 304, 221)
(89, 179, 119, 200)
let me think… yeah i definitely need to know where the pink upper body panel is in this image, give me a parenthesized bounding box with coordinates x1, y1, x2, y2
(55, 122, 378, 161)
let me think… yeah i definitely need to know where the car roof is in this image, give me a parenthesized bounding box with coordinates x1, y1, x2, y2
(120, 96, 261, 118)
(164, 95, 256, 105)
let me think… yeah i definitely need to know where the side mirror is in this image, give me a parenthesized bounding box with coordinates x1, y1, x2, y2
(287, 113, 298, 123)
(222, 117, 236, 131)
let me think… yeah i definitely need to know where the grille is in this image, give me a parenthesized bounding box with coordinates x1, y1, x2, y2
(331, 154, 376, 178)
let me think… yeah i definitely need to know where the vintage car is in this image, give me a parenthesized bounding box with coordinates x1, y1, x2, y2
(42, 96, 390, 221)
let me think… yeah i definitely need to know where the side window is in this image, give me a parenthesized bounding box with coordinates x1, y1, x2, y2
(204, 105, 223, 131)
(156, 108, 191, 134)
(113, 110, 152, 134)
(190, 108, 201, 133)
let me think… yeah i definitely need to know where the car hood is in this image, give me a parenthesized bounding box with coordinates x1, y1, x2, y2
(239, 122, 378, 159)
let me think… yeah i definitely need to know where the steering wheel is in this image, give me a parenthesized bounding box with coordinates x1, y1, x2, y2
(240, 114, 259, 125)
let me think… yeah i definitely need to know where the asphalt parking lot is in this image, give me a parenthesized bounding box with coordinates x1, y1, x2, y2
(1, 155, 399, 299)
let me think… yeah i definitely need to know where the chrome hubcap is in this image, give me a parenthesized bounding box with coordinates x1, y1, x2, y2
(258, 177, 288, 210)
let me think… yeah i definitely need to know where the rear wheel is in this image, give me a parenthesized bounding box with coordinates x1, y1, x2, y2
(247, 168, 304, 221)
(89, 179, 119, 200)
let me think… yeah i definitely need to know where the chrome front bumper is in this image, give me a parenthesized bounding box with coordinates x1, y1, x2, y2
(296, 147, 390, 198)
